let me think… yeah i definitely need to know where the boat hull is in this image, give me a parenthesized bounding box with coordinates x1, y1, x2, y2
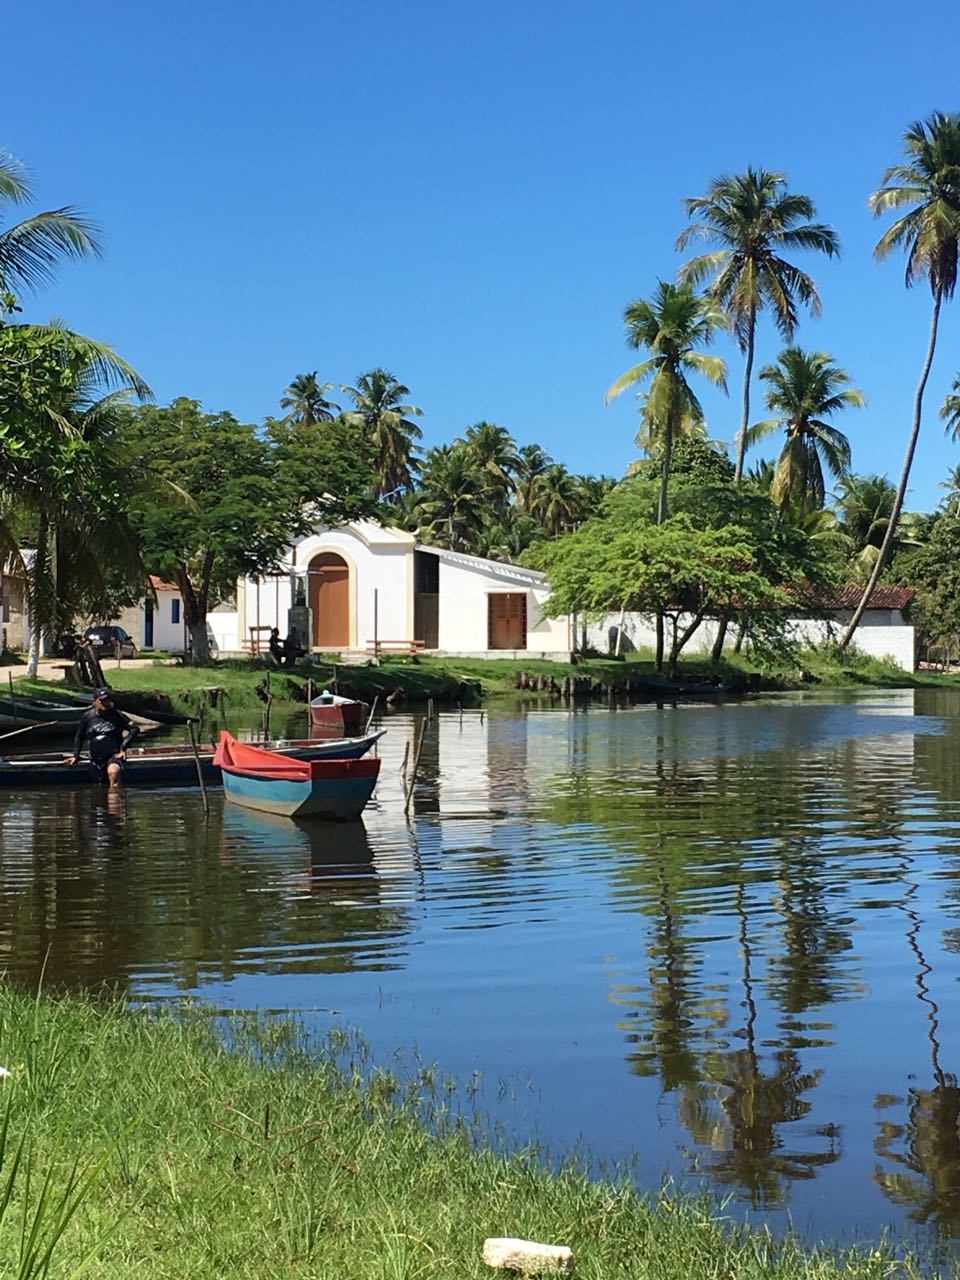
(220, 767, 379, 819)
(308, 697, 368, 735)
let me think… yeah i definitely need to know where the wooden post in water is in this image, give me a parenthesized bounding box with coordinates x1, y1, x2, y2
(400, 739, 410, 781)
(8, 673, 17, 727)
(218, 688, 230, 735)
(188, 720, 209, 815)
(427, 697, 434, 721)
(364, 695, 378, 735)
(404, 717, 428, 815)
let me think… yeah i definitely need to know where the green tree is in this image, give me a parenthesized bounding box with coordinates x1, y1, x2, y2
(343, 368, 423, 500)
(120, 399, 376, 661)
(0, 323, 151, 674)
(408, 443, 483, 552)
(514, 443, 553, 513)
(677, 167, 840, 480)
(605, 281, 727, 526)
(841, 112, 960, 649)
(747, 347, 862, 513)
(279, 371, 340, 425)
(462, 422, 520, 515)
(528, 463, 584, 537)
(835, 473, 898, 581)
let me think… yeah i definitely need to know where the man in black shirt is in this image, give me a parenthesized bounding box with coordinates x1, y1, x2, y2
(66, 687, 140, 787)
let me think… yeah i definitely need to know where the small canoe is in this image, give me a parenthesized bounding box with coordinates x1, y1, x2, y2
(0, 729, 386, 788)
(308, 692, 369, 735)
(0, 693, 88, 735)
(214, 732, 380, 819)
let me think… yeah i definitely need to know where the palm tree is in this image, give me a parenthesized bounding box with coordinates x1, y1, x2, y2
(677, 168, 840, 480)
(841, 113, 960, 649)
(343, 368, 423, 500)
(835, 473, 898, 580)
(746, 348, 862, 514)
(605, 280, 727, 525)
(0, 151, 101, 310)
(411, 444, 483, 551)
(529, 463, 583, 537)
(514, 443, 553, 514)
(462, 422, 520, 514)
(279, 371, 340, 425)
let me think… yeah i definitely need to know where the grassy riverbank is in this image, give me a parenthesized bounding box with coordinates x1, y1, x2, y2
(0, 988, 920, 1279)
(8, 645, 952, 719)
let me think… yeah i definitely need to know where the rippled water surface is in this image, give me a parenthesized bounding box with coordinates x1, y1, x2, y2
(3, 689, 960, 1247)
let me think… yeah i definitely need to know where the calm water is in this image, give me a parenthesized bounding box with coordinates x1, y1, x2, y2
(3, 690, 960, 1247)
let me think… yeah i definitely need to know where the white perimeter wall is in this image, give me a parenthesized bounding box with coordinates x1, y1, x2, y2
(584, 610, 915, 672)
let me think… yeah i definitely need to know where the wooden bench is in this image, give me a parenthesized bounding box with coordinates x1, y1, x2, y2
(243, 626, 275, 655)
(366, 639, 426, 657)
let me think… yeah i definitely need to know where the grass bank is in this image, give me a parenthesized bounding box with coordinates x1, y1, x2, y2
(0, 988, 920, 1279)
(8, 644, 954, 720)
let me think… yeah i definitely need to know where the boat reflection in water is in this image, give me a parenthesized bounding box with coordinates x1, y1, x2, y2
(219, 803, 377, 895)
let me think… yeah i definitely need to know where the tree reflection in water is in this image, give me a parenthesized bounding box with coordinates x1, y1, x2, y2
(874, 870, 960, 1234)
(678, 883, 839, 1208)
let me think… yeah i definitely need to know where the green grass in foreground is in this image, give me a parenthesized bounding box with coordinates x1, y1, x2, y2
(0, 990, 922, 1279)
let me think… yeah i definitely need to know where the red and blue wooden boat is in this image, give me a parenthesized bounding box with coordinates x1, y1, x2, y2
(308, 692, 369, 735)
(213, 732, 380, 819)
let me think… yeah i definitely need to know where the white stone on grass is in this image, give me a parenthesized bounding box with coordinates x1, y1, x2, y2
(482, 1236, 574, 1274)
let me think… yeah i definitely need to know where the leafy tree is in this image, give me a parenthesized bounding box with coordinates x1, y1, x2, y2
(343, 368, 423, 500)
(677, 168, 840, 479)
(540, 514, 784, 676)
(119, 398, 377, 662)
(605, 281, 726, 526)
(0, 323, 150, 674)
(893, 512, 960, 661)
(528, 463, 583, 537)
(835, 473, 898, 581)
(747, 347, 862, 513)
(841, 112, 960, 649)
(279, 371, 340, 425)
(0, 151, 100, 310)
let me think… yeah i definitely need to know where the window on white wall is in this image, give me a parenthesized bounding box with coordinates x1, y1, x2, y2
(171, 598, 181, 624)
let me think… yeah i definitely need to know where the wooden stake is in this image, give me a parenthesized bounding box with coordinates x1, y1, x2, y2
(7, 673, 17, 727)
(364, 695, 379, 735)
(218, 688, 230, 734)
(188, 720, 209, 815)
(400, 739, 410, 780)
(404, 717, 428, 815)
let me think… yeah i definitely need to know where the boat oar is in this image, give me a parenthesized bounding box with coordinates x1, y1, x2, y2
(0, 720, 59, 745)
(188, 720, 210, 815)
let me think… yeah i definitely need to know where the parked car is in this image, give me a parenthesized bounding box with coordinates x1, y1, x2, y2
(82, 625, 137, 659)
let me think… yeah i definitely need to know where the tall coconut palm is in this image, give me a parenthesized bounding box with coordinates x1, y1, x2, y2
(412, 444, 483, 551)
(746, 348, 862, 514)
(462, 422, 520, 514)
(515, 443, 553, 514)
(841, 112, 960, 649)
(529, 463, 583, 537)
(605, 280, 727, 525)
(343, 368, 423, 500)
(835, 473, 898, 581)
(677, 168, 840, 481)
(279, 371, 340, 425)
(0, 151, 101, 309)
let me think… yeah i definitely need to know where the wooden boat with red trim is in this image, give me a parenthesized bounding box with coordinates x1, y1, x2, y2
(213, 732, 381, 819)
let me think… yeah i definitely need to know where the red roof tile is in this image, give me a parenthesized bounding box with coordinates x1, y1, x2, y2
(806, 585, 915, 611)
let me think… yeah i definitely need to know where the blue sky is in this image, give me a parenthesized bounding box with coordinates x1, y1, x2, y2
(7, 0, 960, 511)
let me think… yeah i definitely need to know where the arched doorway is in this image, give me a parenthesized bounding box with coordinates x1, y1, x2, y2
(308, 552, 350, 648)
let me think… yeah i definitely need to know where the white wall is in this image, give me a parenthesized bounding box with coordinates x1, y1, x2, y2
(585, 610, 916, 672)
(151, 592, 186, 652)
(207, 610, 240, 653)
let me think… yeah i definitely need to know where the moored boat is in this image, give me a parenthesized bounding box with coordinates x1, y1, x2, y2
(0, 692, 89, 735)
(213, 732, 380, 819)
(635, 675, 733, 699)
(308, 691, 369, 735)
(0, 729, 385, 787)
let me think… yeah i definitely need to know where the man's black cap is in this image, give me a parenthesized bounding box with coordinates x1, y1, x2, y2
(93, 687, 113, 700)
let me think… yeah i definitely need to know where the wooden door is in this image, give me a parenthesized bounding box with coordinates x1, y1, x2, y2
(488, 593, 527, 650)
(309, 554, 349, 648)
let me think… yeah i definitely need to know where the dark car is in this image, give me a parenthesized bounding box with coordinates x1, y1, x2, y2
(82, 625, 137, 659)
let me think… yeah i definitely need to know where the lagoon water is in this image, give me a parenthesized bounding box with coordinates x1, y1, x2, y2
(3, 689, 960, 1248)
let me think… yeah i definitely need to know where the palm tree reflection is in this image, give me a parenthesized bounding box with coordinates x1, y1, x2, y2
(679, 883, 839, 1207)
(874, 877, 960, 1233)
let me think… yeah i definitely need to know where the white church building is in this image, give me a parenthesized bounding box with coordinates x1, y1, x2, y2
(232, 520, 572, 658)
